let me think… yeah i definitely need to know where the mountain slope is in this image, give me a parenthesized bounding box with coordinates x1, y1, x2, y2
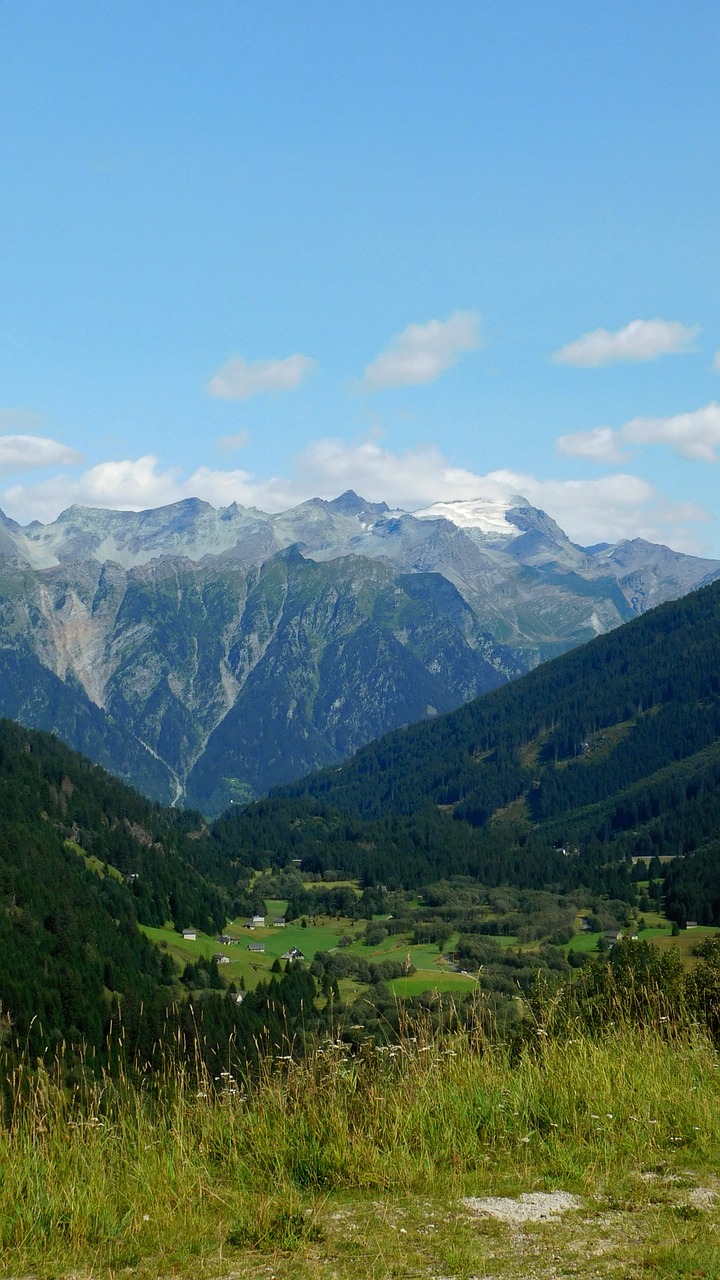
(0, 720, 232, 1053)
(0, 491, 718, 813)
(281, 579, 720, 821)
(208, 580, 720, 910)
(0, 549, 516, 811)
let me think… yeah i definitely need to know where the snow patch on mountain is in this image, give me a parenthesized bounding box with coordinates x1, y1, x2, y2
(413, 496, 530, 539)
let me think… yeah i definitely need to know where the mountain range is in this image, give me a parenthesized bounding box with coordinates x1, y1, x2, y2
(1, 490, 718, 814)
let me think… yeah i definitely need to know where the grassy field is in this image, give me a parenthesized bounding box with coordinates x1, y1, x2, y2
(4, 1022, 720, 1278)
(140, 912, 361, 989)
(6, 881, 720, 1277)
(653, 925, 716, 965)
(141, 908, 488, 997)
(388, 971, 479, 996)
(65, 838, 125, 883)
(347, 929, 483, 996)
(141, 884, 713, 1007)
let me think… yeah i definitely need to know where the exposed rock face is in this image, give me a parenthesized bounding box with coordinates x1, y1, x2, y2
(0, 490, 717, 814)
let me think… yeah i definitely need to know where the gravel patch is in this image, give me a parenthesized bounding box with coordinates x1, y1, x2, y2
(686, 1186, 718, 1209)
(462, 1191, 582, 1224)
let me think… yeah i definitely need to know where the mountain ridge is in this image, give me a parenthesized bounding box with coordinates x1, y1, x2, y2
(1, 490, 718, 814)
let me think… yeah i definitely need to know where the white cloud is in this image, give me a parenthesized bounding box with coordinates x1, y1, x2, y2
(216, 429, 250, 453)
(2, 440, 707, 554)
(622, 403, 720, 462)
(292, 437, 483, 507)
(360, 311, 480, 390)
(553, 319, 699, 367)
(4, 457, 184, 519)
(286, 441, 704, 549)
(206, 353, 316, 400)
(1, 455, 302, 525)
(0, 434, 82, 472)
(490, 469, 706, 550)
(556, 426, 626, 463)
(557, 402, 720, 464)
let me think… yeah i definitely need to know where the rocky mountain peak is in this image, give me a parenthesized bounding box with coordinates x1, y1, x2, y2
(327, 490, 391, 522)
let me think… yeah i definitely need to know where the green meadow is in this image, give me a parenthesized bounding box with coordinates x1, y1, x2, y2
(141, 890, 483, 997)
(140, 911, 352, 988)
(141, 878, 705, 1005)
(4, 1017, 720, 1279)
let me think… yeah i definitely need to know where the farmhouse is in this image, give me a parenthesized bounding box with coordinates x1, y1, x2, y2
(273, 918, 286, 927)
(282, 947, 305, 962)
(248, 942, 265, 953)
(182, 928, 197, 941)
(212, 953, 230, 965)
(216, 934, 233, 945)
(252, 914, 265, 927)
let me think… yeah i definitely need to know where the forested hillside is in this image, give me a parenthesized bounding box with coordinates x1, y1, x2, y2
(280, 578, 720, 819)
(0, 720, 328, 1063)
(0, 722, 248, 1054)
(215, 582, 720, 916)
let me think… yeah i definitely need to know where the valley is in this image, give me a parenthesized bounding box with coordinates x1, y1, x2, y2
(139, 877, 708, 1010)
(2, 554, 720, 1280)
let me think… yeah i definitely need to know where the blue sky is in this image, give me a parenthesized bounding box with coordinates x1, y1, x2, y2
(1, 1, 719, 554)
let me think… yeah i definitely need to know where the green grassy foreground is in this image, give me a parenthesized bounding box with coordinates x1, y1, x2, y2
(3, 1018, 720, 1278)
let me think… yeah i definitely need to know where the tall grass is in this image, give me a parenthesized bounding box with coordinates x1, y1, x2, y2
(2, 1010, 720, 1275)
